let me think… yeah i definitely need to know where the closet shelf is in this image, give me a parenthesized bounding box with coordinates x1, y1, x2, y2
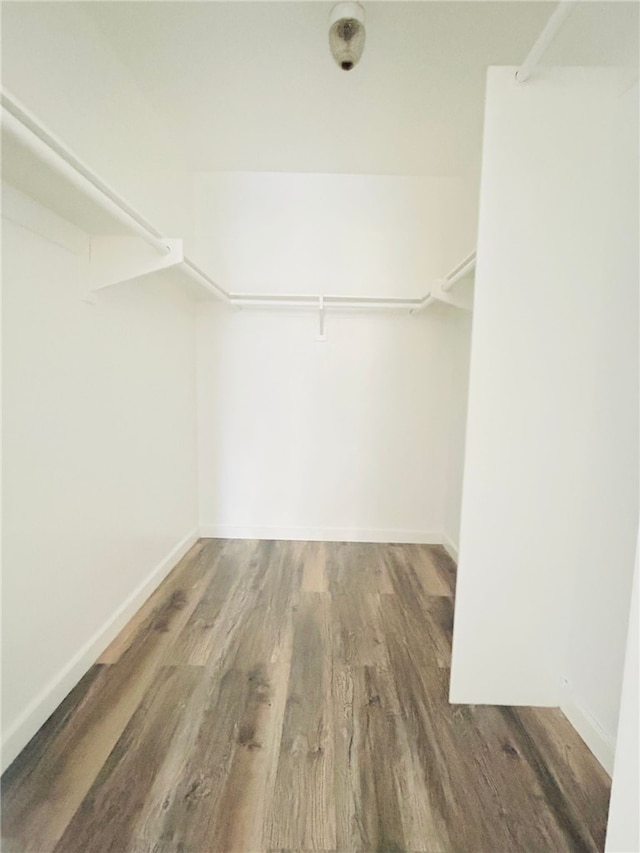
(1, 88, 474, 314)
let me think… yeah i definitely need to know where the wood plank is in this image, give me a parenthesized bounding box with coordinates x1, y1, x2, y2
(499, 706, 610, 851)
(301, 541, 328, 592)
(332, 662, 446, 852)
(405, 543, 453, 597)
(97, 539, 211, 664)
(52, 666, 201, 853)
(131, 541, 300, 851)
(331, 592, 389, 668)
(381, 591, 606, 852)
(326, 542, 391, 595)
(164, 539, 262, 666)
(383, 546, 455, 668)
(266, 592, 336, 851)
(427, 545, 457, 596)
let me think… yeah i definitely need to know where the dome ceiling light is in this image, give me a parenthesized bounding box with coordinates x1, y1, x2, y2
(328, 2, 366, 71)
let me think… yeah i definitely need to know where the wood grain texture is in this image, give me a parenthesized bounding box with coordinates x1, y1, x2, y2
(266, 592, 336, 851)
(3, 540, 611, 852)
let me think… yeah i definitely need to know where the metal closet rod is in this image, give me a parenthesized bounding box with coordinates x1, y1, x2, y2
(231, 294, 424, 310)
(515, 1, 576, 84)
(1, 87, 475, 312)
(441, 251, 476, 293)
(1, 90, 172, 255)
(182, 258, 231, 302)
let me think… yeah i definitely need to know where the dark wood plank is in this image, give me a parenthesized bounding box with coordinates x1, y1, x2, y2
(381, 590, 605, 852)
(97, 539, 214, 664)
(164, 538, 263, 666)
(333, 661, 446, 852)
(131, 541, 300, 851)
(405, 543, 453, 597)
(326, 542, 392, 595)
(382, 546, 455, 668)
(266, 592, 336, 851)
(331, 592, 390, 668)
(52, 666, 201, 853)
(427, 544, 457, 596)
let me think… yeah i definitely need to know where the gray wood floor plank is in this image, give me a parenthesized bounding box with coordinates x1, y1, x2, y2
(52, 666, 201, 853)
(331, 592, 390, 668)
(97, 539, 214, 665)
(267, 591, 336, 851)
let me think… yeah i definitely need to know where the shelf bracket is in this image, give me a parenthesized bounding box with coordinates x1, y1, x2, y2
(430, 278, 474, 312)
(84, 236, 183, 301)
(316, 295, 328, 341)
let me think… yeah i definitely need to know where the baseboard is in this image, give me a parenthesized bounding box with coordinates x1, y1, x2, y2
(199, 524, 443, 545)
(1, 527, 200, 774)
(441, 534, 459, 563)
(561, 689, 616, 776)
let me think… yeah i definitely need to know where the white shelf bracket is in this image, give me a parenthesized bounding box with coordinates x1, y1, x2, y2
(87, 236, 183, 298)
(316, 295, 328, 341)
(430, 278, 474, 312)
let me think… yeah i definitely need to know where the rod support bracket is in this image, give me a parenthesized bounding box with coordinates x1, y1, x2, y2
(86, 236, 183, 297)
(316, 295, 328, 341)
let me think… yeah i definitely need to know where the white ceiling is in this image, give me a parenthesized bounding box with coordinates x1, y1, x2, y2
(83, 1, 639, 177)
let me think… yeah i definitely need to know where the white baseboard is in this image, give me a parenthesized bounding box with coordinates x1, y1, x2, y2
(1, 528, 200, 774)
(199, 524, 443, 544)
(441, 534, 459, 563)
(561, 689, 616, 776)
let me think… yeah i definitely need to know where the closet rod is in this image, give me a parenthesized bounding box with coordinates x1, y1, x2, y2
(1, 90, 172, 255)
(515, 1, 576, 83)
(409, 294, 437, 316)
(182, 258, 231, 302)
(1, 88, 476, 314)
(441, 252, 476, 293)
(231, 294, 422, 310)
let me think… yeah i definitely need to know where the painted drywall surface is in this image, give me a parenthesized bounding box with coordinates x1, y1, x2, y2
(193, 172, 476, 297)
(450, 69, 638, 719)
(1, 1, 194, 246)
(2, 193, 198, 764)
(562, 80, 639, 748)
(442, 310, 473, 557)
(197, 305, 459, 540)
(194, 171, 475, 539)
(605, 541, 639, 852)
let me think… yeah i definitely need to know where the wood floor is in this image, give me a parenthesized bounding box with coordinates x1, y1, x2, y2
(2, 539, 611, 852)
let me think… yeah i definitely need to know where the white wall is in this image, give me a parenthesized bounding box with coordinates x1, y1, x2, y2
(605, 540, 640, 853)
(1, 1, 194, 247)
(450, 69, 638, 770)
(197, 305, 459, 542)
(194, 171, 475, 541)
(2, 189, 199, 770)
(562, 80, 639, 759)
(605, 539, 639, 852)
(193, 172, 475, 297)
(442, 310, 473, 558)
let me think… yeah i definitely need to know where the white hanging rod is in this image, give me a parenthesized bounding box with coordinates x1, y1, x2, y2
(409, 293, 436, 316)
(1, 90, 172, 255)
(1, 88, 475, 315)
(441, 251, 476, 293)
(515, 1, 576, 84)
(231, 293, 423, 311)
(182, 257, 231, 303)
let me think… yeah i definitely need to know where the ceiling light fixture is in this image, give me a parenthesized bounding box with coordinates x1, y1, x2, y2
(329, 2, 365, 71)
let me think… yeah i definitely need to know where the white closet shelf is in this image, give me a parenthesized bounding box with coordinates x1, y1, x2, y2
(1, 89, 474, 313)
